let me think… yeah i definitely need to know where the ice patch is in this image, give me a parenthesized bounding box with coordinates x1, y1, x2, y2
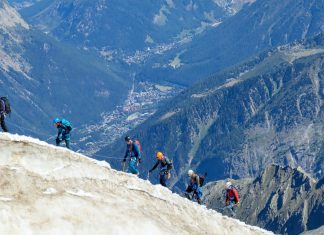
(0, 197, 13, 201)
(52, 165, 68, 172)
(66, 190, 99, 199)
(10, 166, 20, 171)
(43, 188, 57, 195)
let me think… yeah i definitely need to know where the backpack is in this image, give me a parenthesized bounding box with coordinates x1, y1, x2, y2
(0, 97, 11, 115)
(199, 172, 207, 187)
(61, 119, 72, 131)
(133, 139, 142, 153)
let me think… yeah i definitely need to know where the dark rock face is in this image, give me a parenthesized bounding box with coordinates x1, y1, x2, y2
(203, 164, 324, 235)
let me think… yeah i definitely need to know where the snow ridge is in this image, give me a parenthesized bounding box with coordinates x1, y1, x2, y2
(0, 133, 272, 235)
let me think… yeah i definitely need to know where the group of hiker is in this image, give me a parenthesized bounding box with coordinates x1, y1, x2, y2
(121, 135, 240, 209)
(0, 96, 240, 211)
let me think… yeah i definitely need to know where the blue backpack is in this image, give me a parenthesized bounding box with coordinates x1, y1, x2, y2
(61, 119, 72, 131)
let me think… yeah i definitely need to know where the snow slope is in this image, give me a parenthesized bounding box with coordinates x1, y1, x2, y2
(0, 133, 272, 235)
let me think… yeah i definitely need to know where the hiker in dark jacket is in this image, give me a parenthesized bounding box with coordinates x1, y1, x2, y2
(149, 151, 173, 187)
(0, 99, 8, 132)
(123, 136, 141, 175)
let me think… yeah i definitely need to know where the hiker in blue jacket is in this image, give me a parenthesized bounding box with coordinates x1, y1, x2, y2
(123, 136, 141, 175)
(53, 118, 72, 149)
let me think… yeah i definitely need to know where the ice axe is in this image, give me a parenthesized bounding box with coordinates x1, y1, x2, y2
(122, 161, 126, 172)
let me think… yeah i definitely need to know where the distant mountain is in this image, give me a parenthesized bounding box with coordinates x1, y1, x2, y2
(0, 1, 128, 141)
(103, 34, 324, 190)
(203, 164, 324, 235)
(139, 0, 324, 85)
(15, 0, 230, 52)
(9, 0, 268, 87)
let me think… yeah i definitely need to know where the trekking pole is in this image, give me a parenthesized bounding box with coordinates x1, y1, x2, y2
(147, 171, 150, 180)
(122, 161, 126, 172)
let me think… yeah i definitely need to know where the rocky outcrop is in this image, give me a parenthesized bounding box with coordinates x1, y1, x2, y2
(203, 164, 324, 235)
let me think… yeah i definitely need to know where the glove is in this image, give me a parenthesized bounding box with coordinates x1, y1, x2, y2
(149, 169, 153, 173)
(225, 202, 229, 206)
(138, 158, 142, 163)
(236, 202, 240, 207)
(122, 158, 126, 162)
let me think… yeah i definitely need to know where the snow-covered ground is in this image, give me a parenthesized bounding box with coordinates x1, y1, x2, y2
(0, 133, 272, 235)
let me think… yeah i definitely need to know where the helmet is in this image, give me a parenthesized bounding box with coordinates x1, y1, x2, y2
(188, 169, 194, 177)
(53, 118, 60, 124)
(156, 151, 163, 160)
(124, 136, 131, 142)
(226, 181, 232, 189)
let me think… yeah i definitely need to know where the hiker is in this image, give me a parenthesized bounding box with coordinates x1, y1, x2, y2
(53, 118, 72, 149)
(185, 169, 203, 204)
(122, 136, 142, 175)
(225, 181, 240, 213)
(149, 151, 173, 187)
(0, 97, 10, 132)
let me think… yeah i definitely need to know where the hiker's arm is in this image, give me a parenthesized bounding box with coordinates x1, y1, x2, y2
(149, 161, 159, 172)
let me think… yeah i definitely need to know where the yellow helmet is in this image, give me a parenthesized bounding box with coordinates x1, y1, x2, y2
(156, 151, 164, 160)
